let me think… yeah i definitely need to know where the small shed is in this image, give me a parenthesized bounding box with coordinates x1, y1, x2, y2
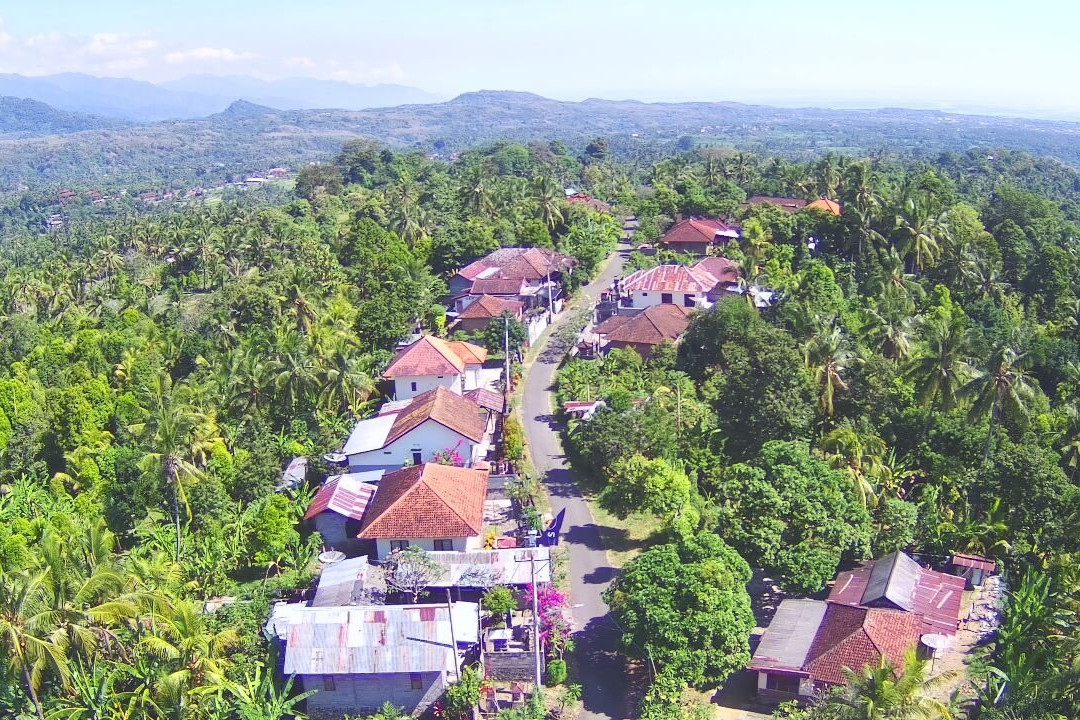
(950, 553, 997, 589)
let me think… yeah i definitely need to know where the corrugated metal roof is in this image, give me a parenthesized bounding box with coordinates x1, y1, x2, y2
(425, 548, 550, 588)
(621, 264, 720, 293)
(342, 414, 396, 454)
(304, 473, 381, 521)
(269, 602, 479, 676)
(312, 557, 372, 606)
(748, 599, 827, 673)
(951, 553, 996, 573)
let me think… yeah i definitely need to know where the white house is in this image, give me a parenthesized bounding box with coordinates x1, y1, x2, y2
(382, 336, 488, 400)
(342, 387, 494, 472)
(619, 260, 739, 311)
(265, 600, 479, 716)
(356, 463, 490, 561)
(302, 471, 383, 548)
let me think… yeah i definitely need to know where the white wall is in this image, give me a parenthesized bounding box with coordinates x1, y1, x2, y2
(347, 420, 479, 471)
(393, 374, 461, 400)
(375, 536, 472, 561)
(303, 670, 446, 717)
(630, 290, 698, 309)
(463, 366, 483, 391)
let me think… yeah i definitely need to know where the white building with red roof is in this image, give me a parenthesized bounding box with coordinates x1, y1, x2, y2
(450, 247, 575, 310)
(383, 336, 488, 400)
(619, 257, 741, 310)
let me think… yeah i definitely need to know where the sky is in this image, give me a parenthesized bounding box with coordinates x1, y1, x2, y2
(1, 0, 1079, 118)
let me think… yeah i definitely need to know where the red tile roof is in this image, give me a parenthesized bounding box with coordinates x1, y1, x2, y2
(383, 336, 487, 379)
(661, 218, 739, 246)
(463, 387, 504, 413)
(596, 305, 693, 347)
(694, 257, 741, 285)
(470, 277, 529, 296)
(458, 295, 524, 320)
(386, 387, 488, 445)
(829, 552, 965, 635)
(304, 474, 378, 521)
(458, 247, 575, 282)
(357, 463, 489, 539)
(804, 604, 923, 686)
(621, 264, 721, 294)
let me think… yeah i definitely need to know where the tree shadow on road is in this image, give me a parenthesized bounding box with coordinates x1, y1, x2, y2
(571, 614, 626, 720)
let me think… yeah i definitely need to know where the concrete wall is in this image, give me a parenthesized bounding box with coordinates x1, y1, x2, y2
(463, 366, 483, 391)
(348, 421, 477, 472)
(302, 670, 446, 717)
(630, 290, 698, 310)
(313, 512, 350, 548)
(375, 535, 472, 561)
(393, 374, 461, 400)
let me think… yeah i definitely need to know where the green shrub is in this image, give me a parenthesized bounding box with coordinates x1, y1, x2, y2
(545, 658, 568, 686)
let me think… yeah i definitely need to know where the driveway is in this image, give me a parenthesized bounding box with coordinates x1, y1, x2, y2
(520, 238, 630, 720)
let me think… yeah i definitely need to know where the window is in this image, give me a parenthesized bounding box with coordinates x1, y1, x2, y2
(683, 294, 696, 307)
(390, 540, 410, 552)
(765, 673, 799, 694)
(323, 676, 336, 691)
(661, 293, 673, 304)
(410, 673, 423, 690)
(412, 451, 423, 465)
(433, 539, 454, 551)
(410, 382, 417, 392)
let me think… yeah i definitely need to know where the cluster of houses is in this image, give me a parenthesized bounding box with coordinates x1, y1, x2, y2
(578, 196, 840, 359)
(748, 551, 997, 700)
(266, 246, 580, 718)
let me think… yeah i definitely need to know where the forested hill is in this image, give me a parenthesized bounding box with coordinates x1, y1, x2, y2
(0, 96, 128, 136)
(4, 90, 1080, 190)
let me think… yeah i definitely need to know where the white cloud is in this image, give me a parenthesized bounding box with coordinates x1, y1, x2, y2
(285, 56, 316, 70)
(165, 47, 258, 64)
(325, 61, 405, 85)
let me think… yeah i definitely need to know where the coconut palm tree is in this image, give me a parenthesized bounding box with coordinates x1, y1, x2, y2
(817, 650, 956, 720)
(821, 424, 889, 508)
(906, 314, 975, 412)
(804, 321, 856, 417)
(960, 344, 1037, 458)
(533, 175, 565, 231)
(896, 195, 950, 273)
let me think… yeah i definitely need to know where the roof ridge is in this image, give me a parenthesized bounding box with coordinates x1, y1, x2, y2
(425, 335, 466, 372)
(362, 465, 425, 531)
(422, 466, 482, 533)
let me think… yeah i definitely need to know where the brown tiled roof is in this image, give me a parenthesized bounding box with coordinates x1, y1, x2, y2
(386, 387, 487, 445)
(458, 295, 524, 320)
(806, 198, 842, 216)
(357, 463, 489, 539)
(661, 218, 738, 246)
(470, 277, 529, 295)
(383, 336, 486, 379)
(458, 247, 575, 282)
(596, 305, 693, 346)
(694, 257, 741, 285)
(446, 341, 488, 366)
(463, 387, 504, 413)
(621, 264, 720, 293)
(745, 196, 808, 212)
(804, 604, 923, 685)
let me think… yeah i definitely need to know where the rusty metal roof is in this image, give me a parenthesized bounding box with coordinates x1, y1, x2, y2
(269, 601, 479, 676)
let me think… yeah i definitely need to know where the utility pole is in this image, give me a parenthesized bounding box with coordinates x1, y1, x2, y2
(446, 589, 460, 681)
(530, 551, 543, 690)
(503, 313, 511, 416)
(546, 268, 554, 320)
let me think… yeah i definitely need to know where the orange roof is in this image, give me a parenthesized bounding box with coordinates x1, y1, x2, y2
(357, 463, 489, 539)
(386, 387, 488, 445)
(806, 198, 842, 216)
(596, 305, 693, 346)
(383, 336, 487, 379)
(458, 247, 576, 282)
(459, 295, 524, 320)
(694, 257, 741, 284)
(804, 604, 923, 686)
(661, 217, 739, 246)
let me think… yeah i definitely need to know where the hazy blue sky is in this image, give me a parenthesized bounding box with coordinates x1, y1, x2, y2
(1, 0, 1078, 117)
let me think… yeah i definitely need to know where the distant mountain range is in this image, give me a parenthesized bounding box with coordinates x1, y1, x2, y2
(0, 96, 128, 135)
(3, 89, 1080, 191)
(0, 72, 440, 121)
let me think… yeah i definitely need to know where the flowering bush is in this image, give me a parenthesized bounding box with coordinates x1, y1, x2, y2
(431, 445, 465, 466)
(521, 583, 574, 659)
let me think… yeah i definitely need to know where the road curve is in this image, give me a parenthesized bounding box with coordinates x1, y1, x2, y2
(520, 240, 630, 720)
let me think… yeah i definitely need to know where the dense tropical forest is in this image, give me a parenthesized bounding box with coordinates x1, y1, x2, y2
(1, 132, 1079, 720)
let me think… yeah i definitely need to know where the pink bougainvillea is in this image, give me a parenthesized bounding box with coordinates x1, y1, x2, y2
(521, 584, 574, 658)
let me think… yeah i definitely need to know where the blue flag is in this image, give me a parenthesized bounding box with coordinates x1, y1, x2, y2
(538, 508, 566, 546)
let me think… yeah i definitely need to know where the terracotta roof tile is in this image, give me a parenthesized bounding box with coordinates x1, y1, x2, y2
(745, 196, 808, 212)
(357, 463, 489, 539)
(596, 305, 693, 346)
(383, 336, 486, 379)
(662, 217, 739, 246)
(470, 277, 529, 295)
(804, 604, 923, 685)
(386, 387, 487, 445)
(621, 264, 721, 293)
(457, 247, 575, 282)
(694, 257, 742, 284)
(806, 198, 842, 216)
(458, 295, 524, 320)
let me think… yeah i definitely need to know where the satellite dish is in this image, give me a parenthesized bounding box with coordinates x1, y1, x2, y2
(319, 551, 346, 565)
(324, 452, 348, 464)
(921, 633, 949, 655)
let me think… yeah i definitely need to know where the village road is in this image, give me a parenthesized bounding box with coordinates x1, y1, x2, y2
(520, 233, 631, 720)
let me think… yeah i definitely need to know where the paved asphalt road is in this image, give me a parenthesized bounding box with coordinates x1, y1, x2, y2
(520, 238, 630, 720)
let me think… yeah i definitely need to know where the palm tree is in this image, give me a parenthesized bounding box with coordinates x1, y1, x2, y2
(804, 322, 856, 417)
(896, 195, 950, 273)
(960, 344, 1037, 458)
(533, 175, 565, 231)
(863, 302, 917, 361)
(817, 650, 956, 720)
(129, 374, 219, 561)
(1060, 404, 1080, 482)
(0, 568, 70, 720)
(872, 248, 925, 312)
(821, 424, 889, 508)
(226, 665, 315, 720)
(906, 314, 974, 412)
(141, 600, 238, 720)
